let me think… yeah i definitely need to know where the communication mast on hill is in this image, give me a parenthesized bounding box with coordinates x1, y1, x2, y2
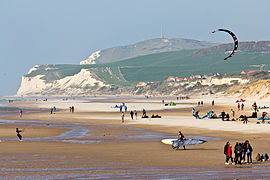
(160, 26, 164, 39)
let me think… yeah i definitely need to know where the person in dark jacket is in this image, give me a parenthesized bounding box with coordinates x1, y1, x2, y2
(224, 142, 233, 165)
(242, 140, 248, 162)
(221, 111, 226, 121)
(234, 142, 243, 165)
(246, 140, 253, 164)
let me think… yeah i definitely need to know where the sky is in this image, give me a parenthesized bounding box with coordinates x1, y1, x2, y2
(0, 0, 270, 96)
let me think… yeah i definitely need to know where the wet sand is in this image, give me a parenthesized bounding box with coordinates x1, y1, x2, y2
(1, 96, 270, 179)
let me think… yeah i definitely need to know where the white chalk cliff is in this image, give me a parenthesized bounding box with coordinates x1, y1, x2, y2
(80, 50, 100, 65)
(17, 68, 108, 96)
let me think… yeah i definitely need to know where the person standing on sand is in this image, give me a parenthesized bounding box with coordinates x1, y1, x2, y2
(50, 107, 53, 114)
(237, 103, 240, 111)
(241, 103, 244, 110)
(124, 105, 127, 112)
(234, 142, 243, 165)
(119, 105, 123, 112)
(231, 109, 235, 119)
(134, 110, 137, 120)
(130, 111, 134, 120)
(19, 109, 23, 117)
(212, 100, 214, 106)
(121, 112, 124, 123)
(224, 142, 233, 165)
(246, 141, 253, 164)
(71, 106, 74, 113)
(16, 128, 23, 141)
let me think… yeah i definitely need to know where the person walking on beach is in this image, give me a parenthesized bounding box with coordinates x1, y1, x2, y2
(246, 141, 253, 164)
(130, 111, 134, 120)
(50, 107, 53, 114)
(124, 105, 127, 112)
(19, 109, 23, 117)
(237, 103, 240, 111)
(121, 112, 125, 123)
(212, 100, 215, 106)
(16, 128, 23, 141)
(224, 142, 233, 165)
(241, 103, 244, 111)
(231, 109, 235, 119)
(134, 110, 137, 120)
(178, 131, 186, 150)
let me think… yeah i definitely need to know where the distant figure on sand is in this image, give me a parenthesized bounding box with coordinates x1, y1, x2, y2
(71, 106, 74, 113)
(53, 106, 56, 113)
(19, 109, 23, 117)
(121, 112, 124, 123)
(134, 110, 137, 119)
(16, 128, 23, 141)
(231, 109, 235, 119)
(130, 111, 134, 120)
(243, 115, 248, 124)
(119, 105, 123, 112)
(212, 100, 214, 106)
(237, 103, 240, 111)
(50, 107, 53, 114)
(241, 103, 244, 110)
(124, 106, 127, 112)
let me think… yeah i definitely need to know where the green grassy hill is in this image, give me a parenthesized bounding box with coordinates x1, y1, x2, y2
(25, 41, 270, 88)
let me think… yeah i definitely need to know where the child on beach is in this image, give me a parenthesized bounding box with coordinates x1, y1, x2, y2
(19, 109, 23, 117)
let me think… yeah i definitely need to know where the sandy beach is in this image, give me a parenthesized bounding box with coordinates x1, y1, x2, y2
(1, 95, 270, 179)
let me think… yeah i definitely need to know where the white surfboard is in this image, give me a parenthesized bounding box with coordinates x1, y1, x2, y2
(161, 138, 207, 146)
(161, 139, 177, 145)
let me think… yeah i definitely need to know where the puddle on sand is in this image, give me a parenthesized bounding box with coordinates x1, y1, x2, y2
(0, 119, 220, 144)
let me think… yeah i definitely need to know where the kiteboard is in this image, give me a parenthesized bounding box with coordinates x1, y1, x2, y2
(161, 138, 206, 147)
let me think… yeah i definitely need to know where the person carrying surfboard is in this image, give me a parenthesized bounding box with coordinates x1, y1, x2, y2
(178, 131, 186, 150)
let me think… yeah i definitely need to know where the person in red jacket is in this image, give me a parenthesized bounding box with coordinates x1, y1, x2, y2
(224, 142, 234, 165)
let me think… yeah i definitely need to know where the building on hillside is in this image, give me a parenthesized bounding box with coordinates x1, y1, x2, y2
(136, 82, 147, 87)
(176, 77, 184, 82)
(166, 76, 176, 82)
(184, 77, 191, 81)
(241, 70, 263, 75)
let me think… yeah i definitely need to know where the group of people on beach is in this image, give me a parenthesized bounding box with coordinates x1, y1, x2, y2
(50, 106, 56, 114)
(224, 140, 253, 165)
(69, 106, 75, 113)
(256, 153, 269, 162)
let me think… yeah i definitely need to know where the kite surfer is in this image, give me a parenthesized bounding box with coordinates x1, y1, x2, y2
(16, 128, 23, 141)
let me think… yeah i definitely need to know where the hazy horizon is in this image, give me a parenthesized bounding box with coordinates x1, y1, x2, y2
(1, 0, 270, 96)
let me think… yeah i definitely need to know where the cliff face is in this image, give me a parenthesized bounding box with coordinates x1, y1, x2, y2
(240, 80, 270, 99)
(17, 68, 108, 96)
